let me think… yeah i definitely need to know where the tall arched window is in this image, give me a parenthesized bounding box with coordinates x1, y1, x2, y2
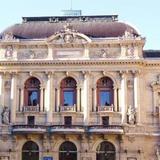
(24, 77, 40, 106)
(59, 141, 77, 160)
(22, 141, 39, 160)
(97, 77, 114, 107)
(60, 77, 77, 106)
(96, 141, 116, 160)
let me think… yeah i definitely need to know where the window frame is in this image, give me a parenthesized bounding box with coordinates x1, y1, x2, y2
(60, 77, 77, 107)
(97, 77, 114, 108)
(24, 77, 40, 107)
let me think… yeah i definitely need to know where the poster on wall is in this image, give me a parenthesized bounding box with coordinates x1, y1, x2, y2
(43, 157, 53, 160)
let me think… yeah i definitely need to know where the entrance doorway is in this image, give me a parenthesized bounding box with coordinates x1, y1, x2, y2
(22, 141, 39, 160)
(59, 141, 77, 160)
(96, 141, 115, 160)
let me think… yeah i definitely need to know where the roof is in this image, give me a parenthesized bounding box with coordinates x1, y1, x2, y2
(144, 50, 160, 58)
(0, 15, 139, 39)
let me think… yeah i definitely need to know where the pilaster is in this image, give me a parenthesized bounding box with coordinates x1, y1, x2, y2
(10, 72, 17, 124)
(120, 71, 128, 124)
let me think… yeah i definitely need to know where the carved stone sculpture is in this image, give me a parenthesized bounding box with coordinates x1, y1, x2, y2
(5, 46, 13, 58)
(1, 106, 10, 125)
(156, 147, 160, 160)
(127, 105, 136, 124)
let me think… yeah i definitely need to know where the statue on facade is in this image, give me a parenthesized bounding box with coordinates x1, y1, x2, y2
(156, 147, 160, 160)
(127, 105, 136, 124)
(1, 106, 10, 125)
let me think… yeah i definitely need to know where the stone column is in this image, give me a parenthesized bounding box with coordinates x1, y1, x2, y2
(76, 86, 81, 112)
(82, 72, 90, 125)
(52, 77, 55, 112)
(114, 86, 118, 112)
(45, 72, 53, 124)
(93, 87, 97, 112)
(133, 71, 141, 124)
(20, 87, 24, 111)
(10, 73, 17, 124)
(120, 72, 128, 124)
(0, 73, 4, 124)
(40, 86, 44, 112)
(56, 86, 60, 112)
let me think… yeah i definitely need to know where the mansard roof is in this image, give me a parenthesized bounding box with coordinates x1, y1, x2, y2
(0, 15, 139, 39)
(144, 50, 160, 58)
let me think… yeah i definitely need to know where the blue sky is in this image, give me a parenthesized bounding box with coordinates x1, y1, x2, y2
(0, 0, 159, 49)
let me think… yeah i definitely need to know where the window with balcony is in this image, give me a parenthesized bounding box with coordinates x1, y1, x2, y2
(60, 77, 77, 111)
(97, 77, 114, 111)
(24, 77, 40, 111)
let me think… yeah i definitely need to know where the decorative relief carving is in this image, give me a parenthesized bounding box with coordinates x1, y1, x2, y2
(90, 47, 121, 58)
(128, 136, 135, 143)
(17, 49, 48, 59)
(122, 31, 134, 39)
(2, 32, 15, 41)
(5, 46, 13, 59)
(47, 23, 91, 44)
(127, 105, 136, 125)
(126, 45, 135, 58)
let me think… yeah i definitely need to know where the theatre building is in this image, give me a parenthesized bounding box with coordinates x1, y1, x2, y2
(0, 15, 160, 160)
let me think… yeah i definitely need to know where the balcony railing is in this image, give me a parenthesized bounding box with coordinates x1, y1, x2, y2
(98, 105, 114, 112)
(50, 125, 85, 133)
(88, 125, 123, 134)
(23, 105, 40, 112)
(11, 124, 123, 134)
(12, 125, 46, 133)
(60, 105, 76, 112)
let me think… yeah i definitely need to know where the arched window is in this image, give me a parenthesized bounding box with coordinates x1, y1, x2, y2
(97, 77, 114, 107)
(59, 141, 77, 160)
(24, 77, 40, 106)
(96, 141, 116, 160)
(22, 141, 39, 160)
(60, 77, 77, 106)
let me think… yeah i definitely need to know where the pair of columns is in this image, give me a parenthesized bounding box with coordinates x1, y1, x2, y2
(120, 71, 141, 124)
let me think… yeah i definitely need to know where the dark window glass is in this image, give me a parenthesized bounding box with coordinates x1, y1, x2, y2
(28, 91, 38, 106)
(22, 141, 39, 160)
(27, 116, 35, 125)
(64, 116, 72, 126)
(64, 91, 74, 106)
(102, 116, 109, 126)
(100, 91, 111, 106)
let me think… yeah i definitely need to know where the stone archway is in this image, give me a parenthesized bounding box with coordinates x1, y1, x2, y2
(59, 141, 77, 160)
(22, 141, 39, 160)
(96, 141, 115, 160)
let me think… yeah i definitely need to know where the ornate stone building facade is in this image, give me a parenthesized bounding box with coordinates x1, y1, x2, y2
(0, 15, 159, 160)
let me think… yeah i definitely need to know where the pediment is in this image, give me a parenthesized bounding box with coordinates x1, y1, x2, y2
(47, 24, 91, 44)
